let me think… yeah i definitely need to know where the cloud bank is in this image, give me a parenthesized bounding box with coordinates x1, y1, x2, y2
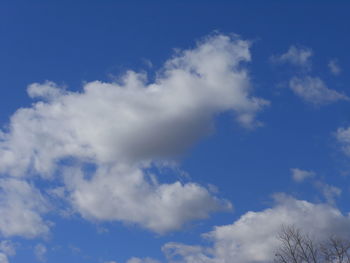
(0, 34, 268, 236)
(161, 195, 350, 263)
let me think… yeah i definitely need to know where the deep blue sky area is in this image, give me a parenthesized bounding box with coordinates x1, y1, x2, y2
(1, 1, 350, 263)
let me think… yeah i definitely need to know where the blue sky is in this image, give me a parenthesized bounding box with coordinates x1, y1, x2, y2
(1, 1, 350, 263)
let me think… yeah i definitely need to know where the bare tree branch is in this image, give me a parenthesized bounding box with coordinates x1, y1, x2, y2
(274, 225, 350, 263)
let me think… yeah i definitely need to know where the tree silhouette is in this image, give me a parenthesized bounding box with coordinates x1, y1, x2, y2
(274, 225, 350, 263)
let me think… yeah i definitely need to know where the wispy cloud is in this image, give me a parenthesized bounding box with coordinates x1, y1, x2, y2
(271, 45, 313, 69)
(289, 76, 349, 105)
(328, 59, 341, 75)
(34, 244, 47, 262)
(0, 241, 15, 263)
(335, 127, 350, 156)
(272, 46, 348, 106)
(127, 257, 161, 263)
(314, 181, 341, 205)
(290, 168, 315, 182)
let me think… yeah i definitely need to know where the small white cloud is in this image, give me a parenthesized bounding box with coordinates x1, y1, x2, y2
(272, 46, 346, 106)
(34, 243, 47, 262)
(336, 127, 350, 156)
(290, 168, 315, 182)
(289, 76, 349, 105)
(127, 257, 161, 263)
(142, 59, 153, 68)
(271, 45, 313, 69)
(328, 59, 341, 75)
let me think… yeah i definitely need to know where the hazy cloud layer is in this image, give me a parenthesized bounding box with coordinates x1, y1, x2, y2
(0, 34, 267, 235)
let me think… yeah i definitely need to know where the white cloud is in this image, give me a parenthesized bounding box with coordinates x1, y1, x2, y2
(0, 178, 50, 238)
(34, 243, 47, 262)
(289, 76, 349, 105)
(64, 164, 231, 233)
(162, 195, 350, 263)
(336, 127, 350, 156)
(272, 46, 347, 106)
(0, 34, 267, 177)
(271, 45, 313, 69)
(127, 257, 161, 263)
(328, 59, 341, 75)
(290, 168, 315, 182)
(0, 241, 15, 257)
(314, 181, 341, 205)
(0, 34, 267, 234)
(290, 168, 342, 205)
(27, 81, 67, 101)
(0, 241, 15, 263)
(0, 253, 8, 263)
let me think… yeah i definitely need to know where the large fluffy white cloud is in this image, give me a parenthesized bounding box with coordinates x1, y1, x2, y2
(161, 195, 350, 263)
(0, 34, 268, 177)
(0, 34, 268, 235)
